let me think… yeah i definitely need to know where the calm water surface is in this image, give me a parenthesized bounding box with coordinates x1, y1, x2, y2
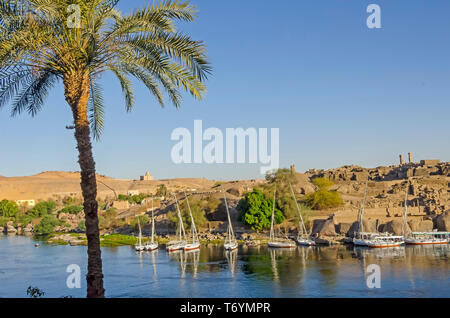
(0, 235, 448, 298)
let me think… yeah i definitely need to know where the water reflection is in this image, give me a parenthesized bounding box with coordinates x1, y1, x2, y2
(224, 250, 238, 277)
(1, 236, 448, 298)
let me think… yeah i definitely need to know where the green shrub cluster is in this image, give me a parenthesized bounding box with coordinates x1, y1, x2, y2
(28, 201, 57, 218)
(237, 188, 284, 231)
(304, 177, 343, 210)
(59, 205, 83, 215)
(168, 196, 209, 230)
(34, 215, 62, 235)
(0, 199, 19, 217)
(118, 193, 148, 204)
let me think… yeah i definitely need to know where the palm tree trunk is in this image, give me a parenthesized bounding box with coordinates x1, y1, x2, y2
(64, 71, 105, 298)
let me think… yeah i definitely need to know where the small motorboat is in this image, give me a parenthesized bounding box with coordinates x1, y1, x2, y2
(296, 237, 316, 246)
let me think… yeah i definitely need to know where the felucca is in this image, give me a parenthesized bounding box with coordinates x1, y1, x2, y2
(289, 183, 315, 246)
(268, 189, 296, 249)
(222, 189, 238, 251)
(166, 193, 187, 252)
(145, 197, 158, 251)
(135, 217, 145, 252)
(183, 191, 200, 252)
(353, 179, 377, 246)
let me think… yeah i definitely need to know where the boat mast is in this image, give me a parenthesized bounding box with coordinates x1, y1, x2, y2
(359, 178, 369, 233)
(151, 196, 155, 244)
(174, 193, 186, 241)
(289, 183, 307, 237)
(223, 189, 235, 244)
(184, 191, 198, 243)
(270, 189, 276, 242)
(137, 217, 142, 246)
(402, 180, 409, 238)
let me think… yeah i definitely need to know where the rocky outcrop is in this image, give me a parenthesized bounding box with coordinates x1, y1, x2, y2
(435, 212, 450, 231)
(336, 222, 352, 235)
(408, 219, 433, 232)
(311, 217, 336, 236)
(6, 224, 17, 234)
(382, 219, 410, 235)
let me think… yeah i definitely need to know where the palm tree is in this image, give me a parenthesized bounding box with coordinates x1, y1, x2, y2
(0, 0, 210, 298)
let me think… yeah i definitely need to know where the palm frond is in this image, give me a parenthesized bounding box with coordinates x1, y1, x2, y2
(88, 80, 105, 141)
(11, 70, 57, 117)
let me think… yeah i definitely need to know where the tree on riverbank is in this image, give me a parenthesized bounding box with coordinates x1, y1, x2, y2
(304, 178, 343, 210)
(237, 189, 284, 231)
(0, 0, 210, 297)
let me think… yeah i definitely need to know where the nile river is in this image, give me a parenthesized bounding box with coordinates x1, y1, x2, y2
(0, 235, 448, 298)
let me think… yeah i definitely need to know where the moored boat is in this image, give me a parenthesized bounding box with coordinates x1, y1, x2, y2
(166, 193, 187, 252)
(145, 197, 159, 251)
(135, 217, 145, 252)
(183, 191, 200, 252)
(289, 183, 315, 246)
(222, 189, 239, 251)
(268, 188, 296, 249)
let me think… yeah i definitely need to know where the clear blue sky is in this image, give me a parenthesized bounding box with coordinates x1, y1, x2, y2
(1, 0, 449, 180)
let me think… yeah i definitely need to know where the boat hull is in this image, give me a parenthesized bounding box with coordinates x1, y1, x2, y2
(224, 242, 238, 251)
(166, 242, 186, 252)
(145, 243, 159, 251)
(367, 242, 403, 248)
(135, 246, 145, 252)
(268, 241, 296, 248)
(184, 243, 200, 251)
(353, 239, 369, 246)
(405, 239, 448, 245)
(296, 239, 315, 246)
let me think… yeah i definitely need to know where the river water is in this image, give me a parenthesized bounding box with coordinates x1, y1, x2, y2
(0, 235, 448, 298)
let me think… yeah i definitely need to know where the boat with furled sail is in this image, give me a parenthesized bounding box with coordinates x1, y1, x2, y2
(268, 188, 296, 249)
(183, 191, 200, 252)
(289, 183, 315, 246)
(145, 196, 158, 251)
(222, 189, 238, 251)
(166, 193, 187, 252)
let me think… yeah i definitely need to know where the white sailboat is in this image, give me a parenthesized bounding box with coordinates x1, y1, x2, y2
(268, 189, 296, 249)
(145, 196, 158, 251)
(166, 193, 187, 252)
(289, 183, 315, 246)
(135, 217, 145, 252)
(353, 179, 378, 246)
(223, 189, 238, 251)
(183, 191, 201, 251)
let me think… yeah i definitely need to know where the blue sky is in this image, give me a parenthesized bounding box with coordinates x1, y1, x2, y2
(1, 0, 449, 180)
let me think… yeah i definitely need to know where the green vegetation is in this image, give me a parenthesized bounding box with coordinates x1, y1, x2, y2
(237, 188, 284, 231)
(168, 196, 208, 230)
(100, 234, 138, 247)
(77, 221, 86, 232)
(28, 201, 57, 218)
(155, 184, 169, 197)
(34, 215, 62, 235)
(118, 193, 148, 205)
(59, 205, 83, 215)
(130, 214, 150, 230)
(304, 177, 343, 210)
(0, 199, 19, 217)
